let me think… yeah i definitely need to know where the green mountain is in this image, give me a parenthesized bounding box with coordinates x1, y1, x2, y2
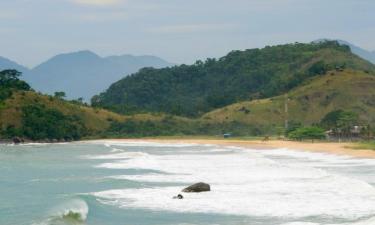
(92, 41, 374, 117)
(105, 69, 375, 137)
(202, 69, 375, 135)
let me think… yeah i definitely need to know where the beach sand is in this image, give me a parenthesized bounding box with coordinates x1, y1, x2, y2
(101, 138, 375, 158)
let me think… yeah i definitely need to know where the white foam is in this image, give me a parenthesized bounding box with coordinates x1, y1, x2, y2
(90, 140, 215, 148)
(84, 151, 151, 160)
(256, 148, 375, 166)
(282, 216, 375, 225)
(110, 148, 125, 153)
(92, 146, 375, 219)
(49, 199, 89, 221)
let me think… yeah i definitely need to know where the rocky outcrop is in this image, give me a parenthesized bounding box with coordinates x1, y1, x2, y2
(12, 137, 23, 144)
(182, 182, 211, 193)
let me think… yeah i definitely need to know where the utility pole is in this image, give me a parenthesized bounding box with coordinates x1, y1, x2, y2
(284, 94, 289, 135)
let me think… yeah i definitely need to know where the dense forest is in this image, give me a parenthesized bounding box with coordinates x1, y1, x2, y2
(92, 41, 374, 117)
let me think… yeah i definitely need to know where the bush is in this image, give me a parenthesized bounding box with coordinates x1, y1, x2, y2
(288, 126, 326, 142)
(21, 104, 87, 140)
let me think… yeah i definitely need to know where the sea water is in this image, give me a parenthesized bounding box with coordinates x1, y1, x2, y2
(1, 141, 375, 225)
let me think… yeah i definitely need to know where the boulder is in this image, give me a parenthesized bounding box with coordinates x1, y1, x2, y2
(173, 194, 184, 199)
(182, 182, 210, 193)
(12, 137, 22, 144)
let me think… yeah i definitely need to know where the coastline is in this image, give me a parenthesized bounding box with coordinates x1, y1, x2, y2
(94, 138, 375, 159)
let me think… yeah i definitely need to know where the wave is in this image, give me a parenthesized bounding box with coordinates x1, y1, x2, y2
(92, 146, 375, 220)
(92, 140, 215, 148)
(282, 215, 375, 225)
(36, 199, 89, 225)
(84, 151, 151, 160)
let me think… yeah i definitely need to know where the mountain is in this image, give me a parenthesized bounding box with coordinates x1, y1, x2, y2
(22, 51, 173, 101)
(103, 69, 375, 137)
(93, 41, 375, 117)
(0, 56, 29, 73)
(314, 39, 375, 64)
(337, 40, 375, 64)
(202, 69, 375, 135)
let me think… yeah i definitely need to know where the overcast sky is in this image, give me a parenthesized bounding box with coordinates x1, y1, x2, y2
(1, 0, 374, 67)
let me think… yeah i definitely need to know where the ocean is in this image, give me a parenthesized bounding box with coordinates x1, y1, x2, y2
(1, 141, 375, 225)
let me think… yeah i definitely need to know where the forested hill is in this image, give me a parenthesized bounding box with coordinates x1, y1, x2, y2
(0, 70, 124, 141)
(92, 41, 375, 117)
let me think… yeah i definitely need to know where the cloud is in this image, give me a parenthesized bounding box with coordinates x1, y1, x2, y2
(70, 0, 122, 6)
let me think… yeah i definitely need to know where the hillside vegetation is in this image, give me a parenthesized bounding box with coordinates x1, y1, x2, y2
(202, 69, 375, 135)
(92, 41, 375, 117)
(102, 69, 375, 137)
(2, 40, 375, 140)
(0, 70, 127, 140)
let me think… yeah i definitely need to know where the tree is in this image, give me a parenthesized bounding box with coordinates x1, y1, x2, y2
(337, 111, 359, 138)
(21, 104, 87, 140)
(320, 110, 344, 129)
(0, 70, 31, 101)
(286, 120, 303, 135)
(0, 70, 30, 91)
(288, 126, 326, 142)
(320, 110, 359, 139)
(361, 125, 373, 141)
(308, 61, 328, 75)
(54, 91, 66, 99)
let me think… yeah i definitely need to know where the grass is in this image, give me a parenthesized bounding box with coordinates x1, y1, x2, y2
(348, 141, 375, 151)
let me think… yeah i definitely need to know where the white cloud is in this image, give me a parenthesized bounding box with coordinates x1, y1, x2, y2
(70, 0, 122, 6)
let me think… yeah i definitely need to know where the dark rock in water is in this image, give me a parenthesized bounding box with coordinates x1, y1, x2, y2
(12, 137, 22, 144)
(182, 182, 210, 193)
(173, 194, 184, 199)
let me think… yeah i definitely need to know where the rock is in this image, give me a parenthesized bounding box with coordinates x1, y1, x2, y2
(12, 137, 22, 144)
(182, 182, 210, 193)
(173, 194, 184, 199)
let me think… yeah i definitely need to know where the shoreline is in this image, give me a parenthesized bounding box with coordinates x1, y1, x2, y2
(93, 138, 375, 159)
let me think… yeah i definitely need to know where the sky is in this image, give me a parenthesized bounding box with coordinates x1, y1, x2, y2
(0, 0, 374, 68)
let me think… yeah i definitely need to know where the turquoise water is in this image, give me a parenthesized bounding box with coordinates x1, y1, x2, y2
(1, 141, 375, 225)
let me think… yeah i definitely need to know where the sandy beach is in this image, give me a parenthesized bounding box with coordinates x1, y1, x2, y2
(100, 138, 375, 158)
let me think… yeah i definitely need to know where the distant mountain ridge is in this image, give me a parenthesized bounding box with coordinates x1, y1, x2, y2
(25, 51, 174, 101)
(337, 40, 375, 64)
(0, 51, 174, 101)
(314, 39, 375, 64)
(0, 56, 29, 73)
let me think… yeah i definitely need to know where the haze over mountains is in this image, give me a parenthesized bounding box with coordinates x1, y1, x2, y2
(0, 51, 173, 101)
